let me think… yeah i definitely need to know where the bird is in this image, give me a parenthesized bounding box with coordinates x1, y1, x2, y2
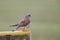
(10, 13, 31, 30)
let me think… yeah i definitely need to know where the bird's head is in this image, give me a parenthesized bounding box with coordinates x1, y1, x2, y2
(25, 13, 31, 18)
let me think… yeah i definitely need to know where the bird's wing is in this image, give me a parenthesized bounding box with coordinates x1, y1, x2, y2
(17, 18, 25, 25)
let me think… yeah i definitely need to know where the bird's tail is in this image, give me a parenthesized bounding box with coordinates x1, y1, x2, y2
(10, 24, 18, 27)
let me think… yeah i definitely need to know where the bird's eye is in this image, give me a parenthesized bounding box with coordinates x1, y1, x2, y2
(28, 15, 31, 17)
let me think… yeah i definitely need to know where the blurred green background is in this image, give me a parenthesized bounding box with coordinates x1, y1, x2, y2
(0, 0, 60, 40)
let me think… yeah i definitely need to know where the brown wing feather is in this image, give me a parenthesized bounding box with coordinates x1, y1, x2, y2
(17, 18, 30, 27)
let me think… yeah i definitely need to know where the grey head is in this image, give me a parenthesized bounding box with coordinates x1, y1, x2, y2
(25, 13, 31, 18)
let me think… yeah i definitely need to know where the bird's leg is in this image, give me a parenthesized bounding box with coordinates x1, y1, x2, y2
(24, 27, 25, 31)
(25, 24, 30, 31)
(27, 24, 30, 28)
